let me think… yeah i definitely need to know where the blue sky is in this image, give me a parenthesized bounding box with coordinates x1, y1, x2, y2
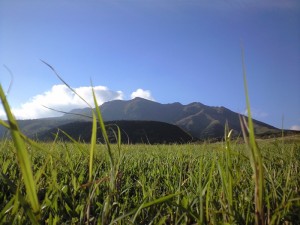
(0, 0, 299, 130)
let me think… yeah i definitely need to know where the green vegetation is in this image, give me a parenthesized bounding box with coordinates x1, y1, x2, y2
(0, 135, 300, 224)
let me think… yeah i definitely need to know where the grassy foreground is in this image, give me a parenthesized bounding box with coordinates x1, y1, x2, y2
(0, 138, 300, 224)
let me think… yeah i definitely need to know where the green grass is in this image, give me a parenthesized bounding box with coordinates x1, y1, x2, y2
(0, 140, 299, 224)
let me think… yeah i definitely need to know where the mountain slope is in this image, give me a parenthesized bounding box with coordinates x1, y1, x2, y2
(0, 117, 83, 139)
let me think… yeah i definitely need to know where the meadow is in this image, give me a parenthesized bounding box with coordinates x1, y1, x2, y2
(0, 135, 300, 224)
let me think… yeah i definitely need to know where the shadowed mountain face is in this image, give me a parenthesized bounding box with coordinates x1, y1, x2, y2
(0, 97, 287, 142)
(37, 120, 194, 144)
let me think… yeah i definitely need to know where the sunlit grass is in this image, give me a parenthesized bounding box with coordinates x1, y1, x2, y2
(0, 140, 299, 224)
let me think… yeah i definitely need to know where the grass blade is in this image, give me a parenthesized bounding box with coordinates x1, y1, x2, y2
(92, 88, 114, 166)
(0, 84, 40, 219)
(89, 113, 97, 182)
(241, 48, 265, 225)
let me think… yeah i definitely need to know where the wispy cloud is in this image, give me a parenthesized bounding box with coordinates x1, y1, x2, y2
(131, 88, 155, 101)
(0, 84, 124, 119)
(290, 125, 300, 131)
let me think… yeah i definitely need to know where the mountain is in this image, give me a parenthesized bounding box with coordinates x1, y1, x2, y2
(62, 97, 281, 140)
(1, 97, 293, 142)
(37, 120, 193, 144)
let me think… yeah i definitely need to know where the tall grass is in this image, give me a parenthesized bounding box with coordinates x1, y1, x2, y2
(0, 135, 299, 224)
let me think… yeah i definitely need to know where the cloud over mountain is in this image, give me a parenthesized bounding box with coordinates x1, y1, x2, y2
(0, 85, 124, 119)
(131, 89, 154, 101)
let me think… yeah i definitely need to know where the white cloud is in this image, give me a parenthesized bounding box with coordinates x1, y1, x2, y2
(290, 125, 300, 131)
(131, 88, 155, 101)
(0, 84, 124, 119)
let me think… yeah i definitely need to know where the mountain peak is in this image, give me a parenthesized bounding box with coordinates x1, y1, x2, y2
(131, 97, 156, 103)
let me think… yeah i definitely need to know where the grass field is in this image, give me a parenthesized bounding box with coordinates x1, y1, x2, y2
(0, 136, 300, 224)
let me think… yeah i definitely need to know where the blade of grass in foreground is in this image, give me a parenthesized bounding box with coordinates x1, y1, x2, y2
(92, 87, 114, 167)
(91, 87, 116, 225)
(89, 113, 97, 182)
(0, 84, 40, 222)
(241, 48, 265, 225)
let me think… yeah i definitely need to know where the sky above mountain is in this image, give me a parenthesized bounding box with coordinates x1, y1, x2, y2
(0, 0, 299, 130)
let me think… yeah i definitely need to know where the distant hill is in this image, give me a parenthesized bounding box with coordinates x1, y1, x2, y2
(0, 117, 80, 139)
(37, 120, 194, 144)
(1, 97, 296, 142)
